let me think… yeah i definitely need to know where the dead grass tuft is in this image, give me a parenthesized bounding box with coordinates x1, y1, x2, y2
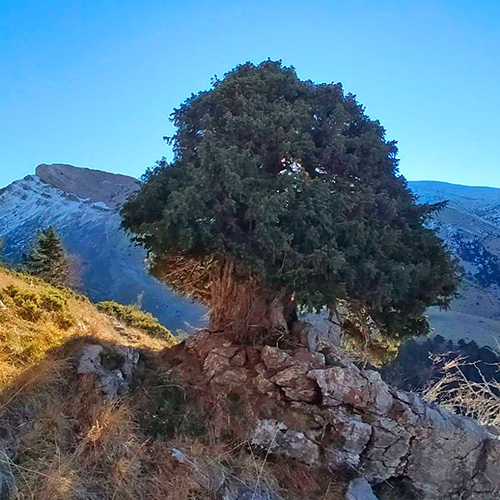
(423, 354, 500, 428)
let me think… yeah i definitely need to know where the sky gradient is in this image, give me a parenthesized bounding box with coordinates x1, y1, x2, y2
(1, 0, 499, 188)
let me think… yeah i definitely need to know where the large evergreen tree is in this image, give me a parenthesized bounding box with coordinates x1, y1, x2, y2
(23, 226, 72, 287)
(122, 60, 459, 341)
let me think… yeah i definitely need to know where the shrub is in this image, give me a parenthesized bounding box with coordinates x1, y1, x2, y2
(96, 300, 176, 342)
(1, 284, 74, 328)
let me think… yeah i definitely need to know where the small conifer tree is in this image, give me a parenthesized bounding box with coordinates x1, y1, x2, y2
(23, 226, 72, 287)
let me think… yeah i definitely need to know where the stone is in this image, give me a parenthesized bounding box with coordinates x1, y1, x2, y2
(361, 418, 412, 482)
(197, 339, 500, 499)
(293, 319, 342, 352)
(309, 365, 393, 414)
(252, 419, 320, 466)
(289, 348, 325, 369)
(346, 477, 379, 500)
(77, 344, 104, 374)
(229, 349, 247, 367)
(211, 346, 241, 358)
(77, 344, 140, 397)
(325, 408, 372, 468)
(203, 351, 231, 380)
(271, 366, 318, 402)
(254, 374, 277, 395)
(211, 368, 249, 386)
(261, 346, 291, 370)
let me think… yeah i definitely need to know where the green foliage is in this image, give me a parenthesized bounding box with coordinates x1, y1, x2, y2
(22, 226, 72, 288)
(96, 300, 176, 342)
(1, 284, 74, 327)
(122, 60, 460, 339)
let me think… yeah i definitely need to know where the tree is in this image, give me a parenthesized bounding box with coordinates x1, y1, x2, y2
(23, 226, 72, 287)
(122, 60, 460, 342)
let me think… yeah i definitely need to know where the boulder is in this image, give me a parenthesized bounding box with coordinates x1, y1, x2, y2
(77, 344, 140, 397)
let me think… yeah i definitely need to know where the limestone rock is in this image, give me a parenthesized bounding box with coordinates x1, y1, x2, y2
(78, 344, 104, 374)
(36, 163, 140, 210)
(252, 419, 320, 465)
(77, 344, 140, 397)
(203, 351, 231, 380)
(211, 368, 249, 386)
(326, 408, 372, 468)
(229, 349, 247, 367)
(261, 346, 291, 370)
(254, 374, 277, 395)
(309, 365, 393, 414)
(196, 335, 500, 499)
(271, 366, 318, 402)
(346, 477, 379, 500)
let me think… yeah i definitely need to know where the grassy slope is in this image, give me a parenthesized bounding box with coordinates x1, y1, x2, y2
(0, 268, 342, 500)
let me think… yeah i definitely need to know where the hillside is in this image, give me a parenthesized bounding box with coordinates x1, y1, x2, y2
(1, 267, 499, 499)
(0, 164, 206, 333)
(410, 181, 500, 347)
(0, 267, 345, 500)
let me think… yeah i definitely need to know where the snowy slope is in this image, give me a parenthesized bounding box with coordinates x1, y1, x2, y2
(410, 181, 500, 346)
(0, 166, 206, 333)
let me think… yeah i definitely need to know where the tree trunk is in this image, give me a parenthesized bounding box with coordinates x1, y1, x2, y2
(209, 259, 296, 341)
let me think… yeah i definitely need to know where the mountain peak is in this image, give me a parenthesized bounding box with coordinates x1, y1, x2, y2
(35, 163, 140, 209)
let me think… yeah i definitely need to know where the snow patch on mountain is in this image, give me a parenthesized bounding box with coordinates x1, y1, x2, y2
(0, 165, 207, 333)
(410, 181, 500, 346)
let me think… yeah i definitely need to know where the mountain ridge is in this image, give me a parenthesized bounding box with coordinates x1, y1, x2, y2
(0, 164, 206, 333)
(409, 180, 500, 347)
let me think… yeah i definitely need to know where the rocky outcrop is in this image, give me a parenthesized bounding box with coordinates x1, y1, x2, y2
(171, 330, 500, 500)
(77, 343, 140, 397)
(36, 163, 140, 209)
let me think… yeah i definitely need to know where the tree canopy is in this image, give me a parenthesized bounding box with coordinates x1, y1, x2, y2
(122, 60, 459, 339)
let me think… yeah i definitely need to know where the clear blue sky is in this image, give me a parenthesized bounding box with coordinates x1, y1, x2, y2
(1, 0, 499, 188)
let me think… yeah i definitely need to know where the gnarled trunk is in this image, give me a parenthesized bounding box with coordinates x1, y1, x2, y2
(209, 259, 296, 340)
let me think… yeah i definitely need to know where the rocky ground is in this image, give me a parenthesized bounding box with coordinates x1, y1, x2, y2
(163, 326, 500, 500)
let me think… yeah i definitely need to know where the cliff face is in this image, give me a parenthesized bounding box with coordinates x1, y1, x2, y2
(0, 164, 206, 332)
(35, 163, 141, 209)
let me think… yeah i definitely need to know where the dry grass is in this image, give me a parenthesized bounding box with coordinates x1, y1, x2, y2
(0, 267, 344, 499)
(0, 267, 168, 389)
(423, 354, 500, 428)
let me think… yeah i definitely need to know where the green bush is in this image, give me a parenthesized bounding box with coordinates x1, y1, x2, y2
(96, 301, 176, 342)
(1, 284, 74, 328)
